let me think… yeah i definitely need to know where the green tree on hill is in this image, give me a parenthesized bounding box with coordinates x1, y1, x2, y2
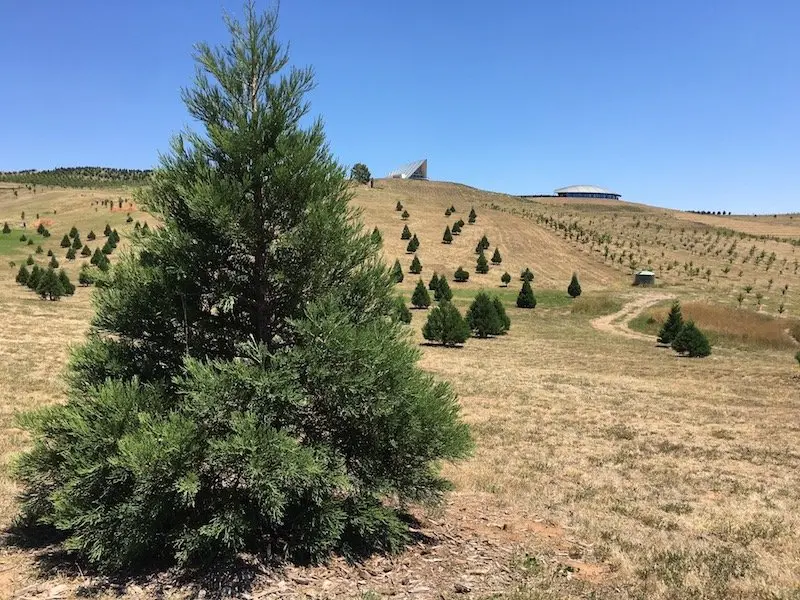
(103, 223, 112, 237)
(78, 264, 96, 286)
(392, 296, 412, 323)
(15, 264, 30, 285)
(422, 301, 470, 346)
(520, 268, 534, 282)
(444, 208, 451, 216)
(72, 236, 82, 249)
(406, 234, 419, 253)
(36, 223, 46, 235)
(568, 272, 582, 298)
(411, 279, 431, 308)
(671, 321, 711, 357)
(409, 254, 422, 274)
(12, 5, 471, 574)
(442, 226, 453, 244)
(475, 235, 489, 253)
(466, 292, 503, 338)
(48, 256, 59, 269)
(2, 222, 10, 234)
(468, 207, 477, 224)
(657, 301, 684, 345)
(101, 241, 113, 255)
(81, 245, 92, 257)
(59, 269, 76, 296)
(66, 247, 76, 260)
(20, 234, 27, 242)
(87, 230, 96, 241)
(392, 258, 404, 283)
(451, 221, 461, 235)
(516, 279, 536, 308)
(27, 265, 42, 289)
(36, 267, 65, 300)
(434, 277, 452, 302)
(428, 272, 439, 291)
(401, 209, 410, 220)
(26, 254, 35, 266)
(475, 251, 489, 274)
(501, 272, 511, 287)
(454, 266, 470, 282)
(69, 226, 79, 239)
(370, 227, 382, 246)
(492, 297, 511, 333)
(60, 234, 71, 248)
(449, 205, 456, 213)
(395, 201, 403, 211)
(491, 248, 502, 265)
(350, 163, 371, 183)
(35, 245, 43, 254)
(401, 224, 411, 240)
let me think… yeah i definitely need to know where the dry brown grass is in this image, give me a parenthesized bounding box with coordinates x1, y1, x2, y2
(636, 301, 800, 350)
(1, 182, 800, 599)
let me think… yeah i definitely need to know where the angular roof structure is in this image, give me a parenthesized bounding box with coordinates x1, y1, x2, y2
(388, 159, 427, 180)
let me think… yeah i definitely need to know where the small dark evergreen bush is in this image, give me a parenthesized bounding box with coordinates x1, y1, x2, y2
(401, 210, 409, 220)
(27, 265, 42, 289)
(520, 268, 534, 282)
(2, 222, 10, 234)
(501, 272, 511, 287)
(66, 247, 76, 260)
(453, 267, 470, 282)
(428, 272, 439, 291)
(516, 279, 536, 308)
(392, 258, 404, 283)
(568, 273, 582, 298)
(491, 248, 502, 264)
(671, 321, 711, 357)
(451, 221, 461, 235)
(69, 226, 79, 239)
(409, 255, 422, 274)
(395, 201, 403, 211)
(434, 277, 453, 302)
(411, 279, 431, 308)
(62, 235, 73, 248)
(16, 264, 30, 285)
(442, 226, 453, 244)
(87, 230, 96, 241)
(401, 224, 411, 240)
(26, 254, 35, 266)
(36, 267, 65, 300)
(468, 207, 477, 224)
(392, 296, 412, 324)
(59, 269, 76, 296)
(475, 251, 489, 274)
(48, 256, 59, 269)
(81, 245, 92, 257)
(657, 301, 684, 345)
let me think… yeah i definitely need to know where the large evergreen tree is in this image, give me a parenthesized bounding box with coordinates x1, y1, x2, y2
(16, 264, 30, 285)
(657, 301, 684, 345)
(465, 292, 503, 338)
(411, 279, 431, 309)
(422, 301, 470, 346)
(475, 251, 489, 274)
(13, 5, 471, 573)
(434, 276, 453, 302)
(350, 163, 371, 183)
(428, 272, 439, 291)
(409, 254, 422, 274)
(671, 321, 711, 357)
(516, 279, 536, 308)
(36, 267, 65, 300)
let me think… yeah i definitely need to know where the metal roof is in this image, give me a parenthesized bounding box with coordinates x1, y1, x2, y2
(387, 159, 427, 179)
(636, 270, 655, 276)
(554, 184, 620, 196)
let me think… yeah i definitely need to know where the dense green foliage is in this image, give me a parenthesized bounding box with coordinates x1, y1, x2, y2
(491, 248, 502, 264)
(13, 6, 471, 573)
(406, 234, 419, 253)
(453, 266, 470, 282)
(36, 267, 65, 300)
(568, 273, 582, 298)
(466, 293, 506, 338)
(2, 222, 10, 234)
(401, 210, 409, 220)
(442, 226, 453, 244)
(520, 267, 534, 282)
(428, 272, 439, 291)
(65, 247, 76, 260)
(501, 272, 511, 287)
(350, 163, 371, 183)
(401, 224, 411, 240)
(434, 277, 452, 302)
(409, 255, 422, 274)
(411, 280, 431, 309)
(392, 258, 404, 283)
(658, 301, 684, 344)
(16, 264, 29, 285)
(0, 167, 151, 188)
(395, 201, 403, 211)
(475, 251, 489, 274)
(468, 207, 477, 224)
(60, 234, 71, 248)
(671, 321, 711, 357)
(451, 221, 461, 235)
(475, 235, 489, 253)
(392, 296, 412, 324)
(370, 227, 382, 245)
(422, 301, 470, 346)
(516, 279, 537, 308)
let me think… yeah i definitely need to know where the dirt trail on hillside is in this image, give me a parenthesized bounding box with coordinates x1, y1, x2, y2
(592, 293, 674, 341)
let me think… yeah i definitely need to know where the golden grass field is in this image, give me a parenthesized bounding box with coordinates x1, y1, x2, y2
(1, 179, 799, 599)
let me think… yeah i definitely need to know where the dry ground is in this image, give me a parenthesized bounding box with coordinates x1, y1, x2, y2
(1, 182, 799, 599)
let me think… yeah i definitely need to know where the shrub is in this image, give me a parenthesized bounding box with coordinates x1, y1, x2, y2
(12, 5, 472, 575)
(453, 266, 470, 282)
(671, 321, 711, 357)
(411, 279, 431, 308)
(658, 301, 684, 345)
(428, 272, 439, 291)
(69, 226, 79, 239)
(442, 226, 453, 244)
(48, 256, 59, 269)
(47, 249, 53, 257)
(42, 228, 51, 238)
(395, 201, 403, 211)
(491, 248, 502, 264)
(35, 245, 43, 254)
(449, 205, 456, 213)
(406, 234, 419, 253)
(475, 235, 489, 253)
(66, 247, 76, 260)
(2, 222, 10, 234)
(104, 223, 112, 237)
(422, 301, 470, 346)
(81, 245, 92, 257)
(451, 221, 461, 235)
(568, 273, 582, 298)
(102, 241, 113, 255)
(401, 210, 409, 220)
(401, 224, 411, 240)
(36, 267, 65, 300)
(520, 267, 534, 282)
(434, 277, 453, 302)
(370, 227, 381, 245)
(78, 264, 96, 286)
(72, 236, 82, 249)
(468, 207, 477, 224)
(516, 279, 536, 308)
(87, 230, 96, 241)
(501, 272, 511, 287)
(20, 234, 27, 242)
(16, 264, 30, 285)
(392, 296, 412, 323)
(492, 297, 511, 333)
(391, 258, 404, 283)
(409, 255, 422, 274)
(444, 208, 451, 216)
(36, 223, 46, 235)
(126, 214, 134, 223)
(59, 269, 76, 296)
(466, 293, 504, 338)
(350, 163, 371, 183)
(26, 254, 35, 266)
(27, 239, 33, 246)
(27, 265, 42, 289)
(475, 251, 489, 274)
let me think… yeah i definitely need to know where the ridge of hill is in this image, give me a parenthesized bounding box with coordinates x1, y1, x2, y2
(0, 166, 151, 188)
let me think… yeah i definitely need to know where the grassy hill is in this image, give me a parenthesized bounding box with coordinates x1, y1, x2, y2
(1, 177, 800, 599)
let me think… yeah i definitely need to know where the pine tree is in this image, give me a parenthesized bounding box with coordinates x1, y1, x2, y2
(434, 277, 453, 302)
(401, 224, 411, 240)
(476, 251, 489, 274)
(101, 241, 113, 255)
(657, 301, 684, 345)
(466, 292, 503, 338)
(428, 272, 440, 291)
(27, 265, 42, 290)
(47, 249, 53, 256)
(81, 245, 92, 257)
(36, 267, 65, 300)
(126, 214, 134, 223)
(91, 248, 103, 264)
(13, 5, 471, 573)
(36, 223, 46, 235)
(2, 222, 10, 234)
(395, 201, 403, 211)
(401, 209, 410, 220)
(392, 296, 412, 323)
(520, 268, 534, 282)
(406, 234, 419, 253)
(442, 226, 453, 244)
(20, 234, 27, 242)
(96, 253, 111, 272)
(16, 264, 30, 285)
(456, 219, 465, 228)
(78, 264, 95, 286)
(103, 223, 112, 237)
(422, 301, 470, 346)
(491, 248, 502, 264)
(568, 272, 582, 298)
(411, 279, 431, 308)
(444, 208, 451, 216)
(48, 256, 59, 269)
(66, 247, 76, 260)
(72, 236, 82, 249)
(69, 226, 79, 239)
(26, 254, 35, 266)
(141, 222, 150, 234)
(409, 254, 422, 274)
(42, 228, 51, 238)
(671, 321, 711, 357)
(451, 221, 461, 235)
(516, 279, 536, 308)
(59, 269, 76, 296)
(111, 229, 120, 245)
(492, 297, 511, 333)
(501, 272, 511, 287)
(449, 205, 456, 213)
(350, 163, 371, 184)
(87, 230, 96, 241)
(454, 266, 470, 282)
(392, 258, 404, 283)
(468, 207, 477, 224)
(27, 239, 34, 246)
(370, 227, 382, 245)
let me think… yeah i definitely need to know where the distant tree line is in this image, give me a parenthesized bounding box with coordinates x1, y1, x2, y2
(0, 167, 152, 188)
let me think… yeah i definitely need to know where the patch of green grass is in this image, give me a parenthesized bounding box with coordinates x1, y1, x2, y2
(449, 286, 574, 308)
(0, 229, 46, 257)
(570, 293, 624, 316)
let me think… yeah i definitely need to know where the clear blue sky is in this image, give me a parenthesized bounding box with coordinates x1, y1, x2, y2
(1, 1, 798, 213)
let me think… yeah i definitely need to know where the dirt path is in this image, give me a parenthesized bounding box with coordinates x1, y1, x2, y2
(591, 292, 674, 341)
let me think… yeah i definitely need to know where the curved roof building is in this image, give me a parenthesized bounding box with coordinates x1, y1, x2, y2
(554, 184, 620, 200)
